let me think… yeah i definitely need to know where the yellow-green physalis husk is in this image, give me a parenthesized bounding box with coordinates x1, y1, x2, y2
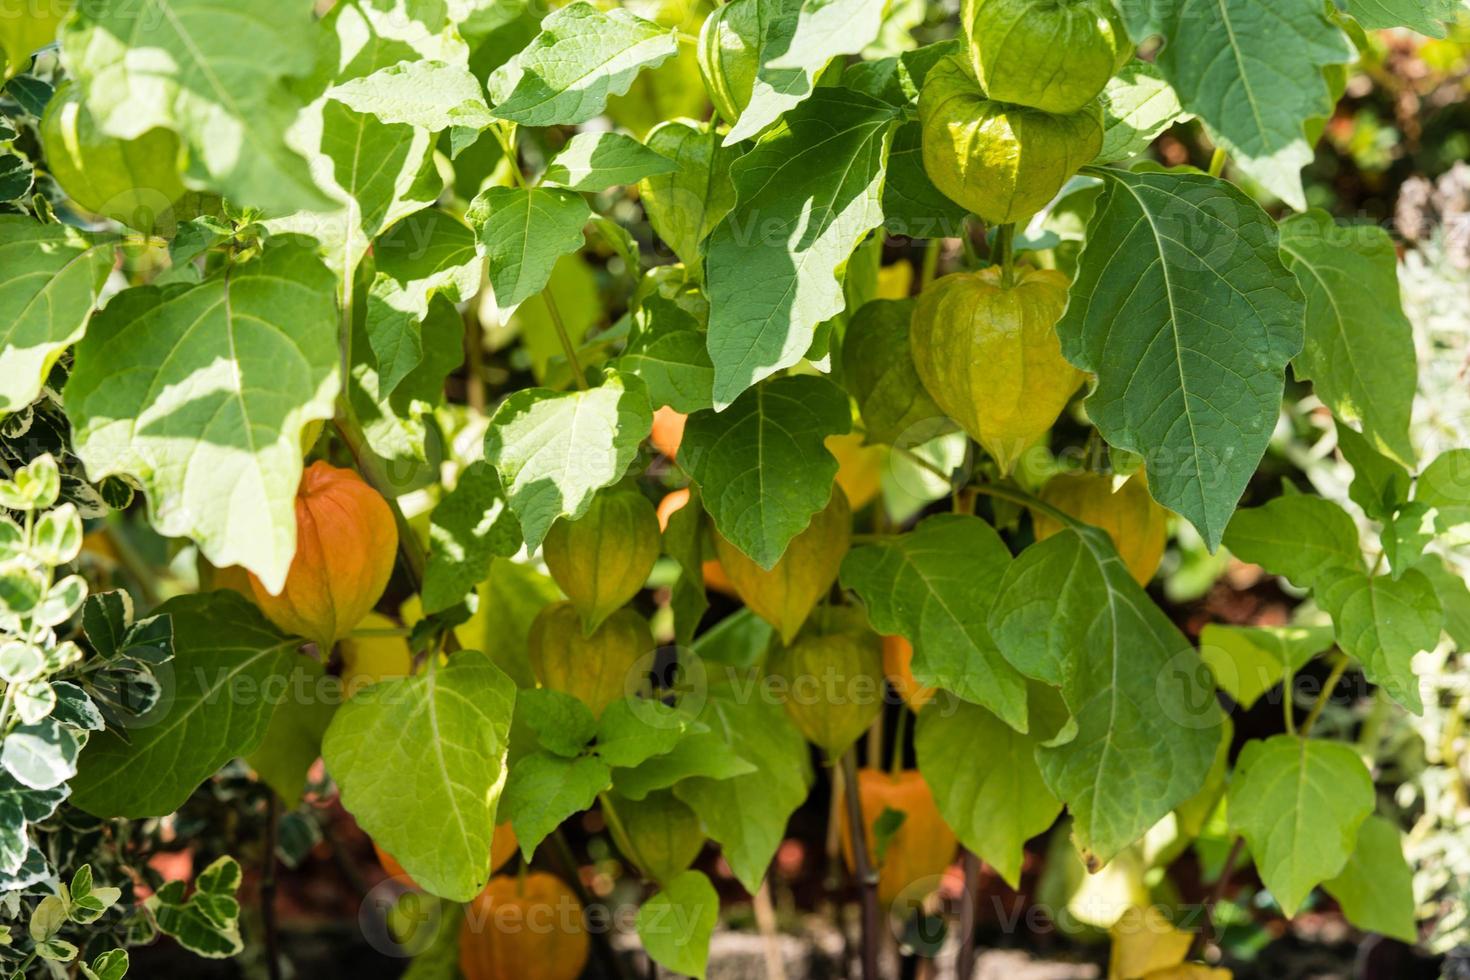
(919, 55, 1103, 226)
(528, 602, 653, 719)
(604, 789, 707, 885)
(40, 81, 187, 236)
(963, 0, 1133, 114)
(542, 489, 661, 635)
(713, 486, 851, 644)
(697, 0, 761, 126)
(910, 266, 1085, 475)
(768, 626, 883, 757)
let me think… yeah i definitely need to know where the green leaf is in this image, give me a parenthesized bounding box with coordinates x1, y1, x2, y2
(146, 856, 243, 958)
(1057, 168, 1306, 550)
(1222, 494, 1363, 589)
(71, 592, 298, 817)
(1415, 449, 1470, 543)
(988, 526, 1222, 867)
(640, 120, 739, 275)
(914, 699, 1061, 888)
(467, 185, 591, 308)
(840, 514, 1027, 730)
(333, 59, 496, 131)
(1130, 0, 1352, 209)
(618, 294, 716, 413)
(705, 88, 898, 406)
(0, 217, 113, 415)
(66, 243, 339, 593)
(673, 680, 811, 892)
(1383, 502, 1435, 578)
(487, 2, 678, 127)
(517, 689, 598, 758)
(484, 371, 653, 549)
(367, 208, 481, 397)
(595, 698, 704, 769)
(542, 131, 675, 191)
(714, 0, 810, 144)
(1280, 211, 1417, 466)
(0, 1, 69, 80)
(1336, 422, 1411, 521)
(322, 651, 516, 901)
(1316, 567, 1441, 714)
(1, 721, 78, 792)
(637, 869, 718, 980)
(766, 0, 886, 74)
(422, 461, 523, 614)
(840, 298, 951, 447)
(1097, 60, 1190, 164)
(1340, 0, 1459, 37)
(613, 730, 755, 800)
(1323, 814, 1417, 943)
(1417, 557, 1470, 650)
(1227, 735, 1374, 916)
(0, 775, 67, 876)
(244, 660, 339, 808)
(500, 751, 611, 858)
(61, 0, 333, 214)
(1198, 624, 1335, 710)
(681, 375, 850, 568)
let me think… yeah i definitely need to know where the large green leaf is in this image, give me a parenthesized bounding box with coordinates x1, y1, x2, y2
(542, 131, 675, 191)
(1057, 168, 1305, 550)
(421, 460, 523, 614)
(67, 243, 339, 593)
(332, 59, 496, 131)
(467, 185, 590, 309)
(1222, 494, 1363, 589)
(486, 2, 678, 127)
(1228, 734, 1374, 916)
(1316, 567, 1441, 714)
(705, 88, 897, 406)
(484, 371, 653, 549)
(322, 651, 516, 901)
(61, 0, 333, 214)
(0, 217, 113, 414)
(840, 515, 1027, 730)
(1197, 624, 1335, 710)
(500, 751, 611, 858)
(988, 526, 1222, 867)
(0, 1, 70, 79)
(914, 699, 1061, 888)
(1280, 211, 1417, 466)
(673, 679, 812, 893)
(639, 121, 739, 276)
(681, 375, 850, 568)
(713, 0, 810, 145)
(1124, 0, 1352, 208)
(1322, 815, 1417, 943)
(1340, 0, 1460, 37)
(71, 592, 299, 818)
(637, 870, 718, 980)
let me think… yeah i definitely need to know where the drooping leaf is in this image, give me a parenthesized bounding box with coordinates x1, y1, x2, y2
(542, 130, 675, 191)
(1280, 211, 1417, 466)
(332, 59, 496, 131)
(467, 185, 591, 308)
(1316, 566, 1441, 714)
(61, 0, 334, 214)
(988, 526, 1223, 867)
(637, 870, 719, 979)
(639, 120, 739, 275)
(914, 699, 1061, 887)
(484, 371, 654, 549)
(0, 217, 113, 415)
(1336, 422, 1411, 521)
(840, 515, 1027, 730)
(1197, 624, 1335, 709)
(70, 592, 299, 817)
(613, 730, 755, 800)
(1057, 167, 1306, 550)
(1222, 494, 1363, 589)
(680, 375, 850, 568)
(244, 660, 339, 808)
(66, 243, 339, 592)
(421, 461, 523, 614)
(594, 698, 706, 770)
(705, 88, 898, 406)
(1097, 60, 1191, 163)
(1322, 814, 1418, 943)
(1227, 734, 1374, 916)
(322, 651, 516, 901)
(486, 2, 678, 127)
(500, 751, 611, 858)
(1125, 0, 1353, 209)
(673, 679, 811, 892)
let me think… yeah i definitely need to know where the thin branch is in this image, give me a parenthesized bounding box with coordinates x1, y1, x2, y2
(1190, 836, 1244, 959)
(262, 791, 283, 980)
(841, 749, 881, 980)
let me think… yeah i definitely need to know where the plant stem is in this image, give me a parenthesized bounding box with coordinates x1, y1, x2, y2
(888, 708, 908, 777)
(1301, 653, 1350, 737)
(841, 748, 881, 980)
(1283, 662, 1297, 736)
(262, 791, 283, 980)
(970, 482, 1073, 527)
(1207, 147, 1227, 178)
(995, 223, 1016, 287)
(956, 850, 981, 980)
(753, 880, 789, 980)
(890, 442, 953, 485)
(550, 830, 634, 980)
(463, 308, 486, 415)
(330, 417, 428, 589)
(1191, 835, 1244, 958)
(918, 237, 941, 291)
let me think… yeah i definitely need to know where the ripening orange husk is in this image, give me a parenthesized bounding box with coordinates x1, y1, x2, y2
(374, 823, 517, 889)
(650, 405, 686, 459)
(882, 635, 935, 712)
(1032, 471, 1168, 585)
(248, 462, 398, 651)
(458, 873, 589, 980)
(840, 769, 958, 906)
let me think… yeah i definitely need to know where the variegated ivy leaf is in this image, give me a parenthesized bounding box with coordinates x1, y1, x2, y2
(66, 243, 339, 592)
(146, 856, 244, 958)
